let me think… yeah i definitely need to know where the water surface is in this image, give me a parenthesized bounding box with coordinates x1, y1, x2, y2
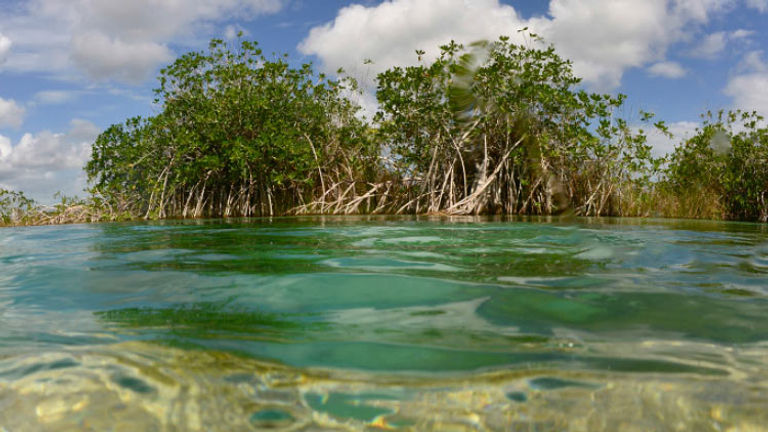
(1, 216, 768, 430)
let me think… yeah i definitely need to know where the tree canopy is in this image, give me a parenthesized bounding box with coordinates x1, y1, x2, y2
(87, 39, 377, 218)
(1, 35, 758, 226)
(374, 37, 657, 216)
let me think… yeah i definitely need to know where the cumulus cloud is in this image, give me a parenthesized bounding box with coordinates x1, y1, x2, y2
(531, 0, 674, 90)
(33, 90, 78, 105)
(647, 61, 687, 78)
(0, 0, 284, 83)
(0, 119, 96, 170)
(644, 121, 699, 157)
(0, 119, 99, 200)
(688, 30, 752, 59)
(745, 0, 768, 12)
(70, 32, 174, 83)
(69, 0, 282, 41)
(689, 31, 728, 58)
(0, 33, 11, 65)
(739, 50, 768, 71)
(724, 51, 768, 115)
(672, 0, 734, 22)
(731, 29, 755, 39)
(531, 0, 733, 87)
(0, 135, 11, 161)
(300, 0, 527, 79)
(301, 0, 735, 91)
(0, 97, 26, 129)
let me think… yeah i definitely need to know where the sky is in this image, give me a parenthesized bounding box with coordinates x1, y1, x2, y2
(1, 0, 767, 201)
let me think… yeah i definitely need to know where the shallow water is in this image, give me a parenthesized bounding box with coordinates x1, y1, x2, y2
(1, 216, 768, 431)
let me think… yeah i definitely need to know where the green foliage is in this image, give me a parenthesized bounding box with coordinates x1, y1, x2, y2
(662, 110, 768, 221)
(374, 36, 658, 216)
(1, 36, 754, 224)
(87, 39, 378, 218)
(0, 188, 128, 227)
(0, 189, 37, 225)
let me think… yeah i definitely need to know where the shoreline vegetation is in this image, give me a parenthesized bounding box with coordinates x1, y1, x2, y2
(3, 35, 768, 228)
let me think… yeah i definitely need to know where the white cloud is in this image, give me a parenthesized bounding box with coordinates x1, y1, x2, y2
(0, 0, 284, 83)
(0, 119, 99, 200)
(224, 25, 239, 40)
(672, 0, 735, 22)
(0, 120, 95, 170)
(300, 0, 527, 79)
(0, 135, 11, 160)
(301, 0, 734, 91)
(33, 90, 78, 105)
(745, 0, 768, 12)
(688, 29, 752, 59)
(730, 29, 754, 39)
(689, 31, 727, 58)
(531, 0, 673, 90)
(647, 61, 687, 78)
(724, 51, 768, 115)
(739, 50, 767, 71)
(71, 32, 174, 84)
(725, 75, 768, 114)
(526, 0, 732, 89)
(0, 33, 11, 65)
(645, 121, 699, 157)
(64, 118, 101, 146)
(0, 97, 26, 129)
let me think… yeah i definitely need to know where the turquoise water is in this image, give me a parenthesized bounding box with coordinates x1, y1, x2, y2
(1, 216, 768, 430)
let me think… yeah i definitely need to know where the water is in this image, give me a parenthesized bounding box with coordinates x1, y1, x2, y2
(1, 216, 768, 431)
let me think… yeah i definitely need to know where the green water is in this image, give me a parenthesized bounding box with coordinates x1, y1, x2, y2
(1, 216, 768, 431)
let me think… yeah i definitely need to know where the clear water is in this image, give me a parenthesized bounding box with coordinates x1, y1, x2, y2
(1, 216, 768, 431)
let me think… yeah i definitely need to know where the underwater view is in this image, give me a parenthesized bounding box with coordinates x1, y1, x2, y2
(1, 216, 768, 431)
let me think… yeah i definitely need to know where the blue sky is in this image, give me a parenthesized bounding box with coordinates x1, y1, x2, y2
(1, 0, 767, 201)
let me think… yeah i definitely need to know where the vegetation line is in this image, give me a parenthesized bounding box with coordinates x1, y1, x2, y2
(2, 35, 768, 227)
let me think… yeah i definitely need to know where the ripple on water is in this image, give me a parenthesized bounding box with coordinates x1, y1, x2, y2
(0, 342, 765, 431)
(3, 217, 768, 429)
(378, 236, 446, 244)
(320, 257, 462, 272)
